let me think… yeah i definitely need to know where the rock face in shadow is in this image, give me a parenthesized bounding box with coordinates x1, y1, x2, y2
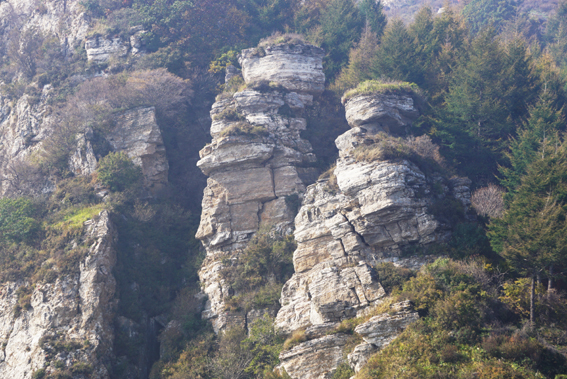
(195, 41, 325, 332)
(274, 90, 471, 378)
(0, 211, 117, 379)
(106, 107, 169, 193)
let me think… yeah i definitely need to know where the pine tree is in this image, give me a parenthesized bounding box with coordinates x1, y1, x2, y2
(546, 1, 567, 70)
(314, 0, 364, 82)
(372, 19, 420, 83)
(489, 141, 567, 326)
(358, 0, 387, 38)
(435, 28, 507, 179)
(500, 95, 565, 198)
(331, 26, 378, 93)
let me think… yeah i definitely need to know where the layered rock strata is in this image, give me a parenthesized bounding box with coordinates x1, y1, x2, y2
(276, 301, 418, 378)
(274, 90, 470, 377)
(196, 42, 324, 332)
(0, 211, 117, 379)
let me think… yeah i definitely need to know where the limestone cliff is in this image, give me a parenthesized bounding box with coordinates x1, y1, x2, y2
(0, 0, 89, 54)
(0, 211, 116, 379)
(0, 95, 168, 196)
(273, 89, 471, 378)
(196, 41, 324, 332)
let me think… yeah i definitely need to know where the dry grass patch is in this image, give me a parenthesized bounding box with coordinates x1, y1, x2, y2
(342, 80, 421, 104)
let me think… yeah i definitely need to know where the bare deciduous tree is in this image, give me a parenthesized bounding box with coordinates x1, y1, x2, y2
(471, 184, 505, 219)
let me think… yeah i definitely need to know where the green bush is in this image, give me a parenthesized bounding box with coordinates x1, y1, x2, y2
(375, 262, 415, 294)
(31, 369, 46, 379)
(70, 362, 93, 374)
(0, 198, 40, 244)
(97, 152, 143, 192)
(332, 362, 355, 379)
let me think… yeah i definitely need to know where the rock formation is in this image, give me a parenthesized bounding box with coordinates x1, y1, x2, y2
(85, 36, 129, 63)
(196, 41, 325, 332)
(0, 0, 89, 54)
(0, 211, 117, 379)
(348, 300, 419, 373)
(0, 89, 57, 197)
(273, 89, 471, 377)
(0, 85, 168, 196)
(276, 301, 418, 378)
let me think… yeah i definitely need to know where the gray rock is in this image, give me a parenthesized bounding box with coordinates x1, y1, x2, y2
(278, 334, 349, 379)
(107, 107, 169, 193)
(0, 211, 117, 379)
(239, 43, 325, 95)
(196, 42, 324, 331)
(85, 36, 129, 63)
(347, 301, 418, 373)
(354, 301, 418, 347)
(344, 92, 419, 135)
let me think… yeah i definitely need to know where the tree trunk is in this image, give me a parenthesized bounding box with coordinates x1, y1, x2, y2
(548, 265, 554, 293)
(530, 272, 536, 329)
(537, 273, 541, 301)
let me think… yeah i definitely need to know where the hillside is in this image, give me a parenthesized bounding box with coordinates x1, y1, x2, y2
(0, 0, 566, 378)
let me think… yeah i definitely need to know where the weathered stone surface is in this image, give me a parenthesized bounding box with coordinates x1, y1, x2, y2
(344, 92, 419, 135)
(0, 89, 57, 197)
(85, 36, 129, 62)
(69, 128, 98, 176)
(348, 301, 419, 372)
(239, 43, 325, 95)
(348, 342, 378, 373)
(0, 211, 117, 379)
(278, 334, 349, 379)
(197, 42, 323, 330)
(107, 107, 169, 193)
(0, 0, 89, 55)
(275, 86, 470, 378)
(354, 301, 418, 347)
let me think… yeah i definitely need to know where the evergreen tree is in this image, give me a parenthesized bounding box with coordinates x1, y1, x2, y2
(331, 26, 378, 93)
(489, 141, 567, 326)
(314, 0, 364, 82)
(407, 7, 436, 89)
(500, 95, 565, 198)
(372, 19, 421, 83)
(358, 0, 387, 37)
(503, 38, 537, 120)
(428, 7, 469, 103)
(435, 27, 510, 181)
(546, 1, 567, 70)
(462, 0, 519, 35)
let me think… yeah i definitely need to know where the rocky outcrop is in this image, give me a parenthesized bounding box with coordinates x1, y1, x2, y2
(0, 89, 57, 197)
(276, 301, 418, 378)
(0, 211, 117, 379)
(85, 36, 129, 63)
(348, 301, 419, 372)
(196, 41, 324, 332)
(106, 107, 169, 193)
(85, 27, 148, 63)
(279, 333, 349, 379)
(274, 89, 470, 377)
(1, 91, 168, 196)
(239, 43, 325, 99)
(0, 0, 89, 55)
